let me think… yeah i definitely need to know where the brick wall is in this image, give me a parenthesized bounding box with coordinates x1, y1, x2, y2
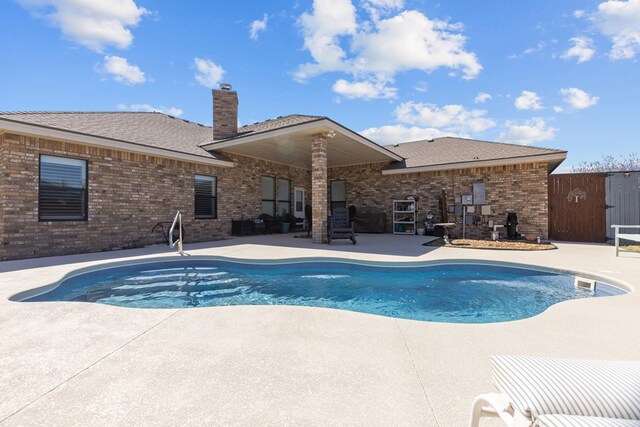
(0, 130, 551, 260)
(213, 89, 238, 140)
(328, 161, 549, 239)
(0, 133, 309, 260)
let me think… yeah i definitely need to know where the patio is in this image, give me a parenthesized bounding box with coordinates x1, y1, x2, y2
(0, 234, 638, 426)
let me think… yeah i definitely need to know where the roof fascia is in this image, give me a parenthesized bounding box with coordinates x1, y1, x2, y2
(0, 118, 235, 168)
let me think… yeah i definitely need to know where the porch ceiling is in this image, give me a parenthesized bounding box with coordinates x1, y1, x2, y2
(203, 119, 402, 169)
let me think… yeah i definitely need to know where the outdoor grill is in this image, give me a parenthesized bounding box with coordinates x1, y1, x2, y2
(506, 212, 518, 240)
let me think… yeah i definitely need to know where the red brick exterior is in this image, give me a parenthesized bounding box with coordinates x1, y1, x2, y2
(0, 132, 309, 260)
(0, 131, 550, 260)
(328, 161, 549, 239)
(213, 89, 238, 140)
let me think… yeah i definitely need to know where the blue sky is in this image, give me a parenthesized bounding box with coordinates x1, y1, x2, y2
(1, 0, 639, 169)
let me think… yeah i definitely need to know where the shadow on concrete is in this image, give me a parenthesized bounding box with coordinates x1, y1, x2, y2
(0, 233, 444, 273)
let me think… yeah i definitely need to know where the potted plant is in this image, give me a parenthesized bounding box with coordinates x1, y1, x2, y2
(279, 210, 290, 233)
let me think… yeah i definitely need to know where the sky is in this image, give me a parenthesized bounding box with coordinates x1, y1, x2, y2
(1, 0, 639, 170)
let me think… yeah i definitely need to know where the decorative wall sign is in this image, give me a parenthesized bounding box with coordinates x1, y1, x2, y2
(567, 188, 587, 203)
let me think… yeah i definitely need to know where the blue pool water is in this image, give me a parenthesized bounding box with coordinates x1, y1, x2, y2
(22, 259, 624, 323)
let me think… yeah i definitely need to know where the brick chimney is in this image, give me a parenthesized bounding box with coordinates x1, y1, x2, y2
(212, 83, 238, 140)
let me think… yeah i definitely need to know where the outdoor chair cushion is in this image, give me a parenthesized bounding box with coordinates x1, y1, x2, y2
(491, 355, 640, 421)
(535, 414, 640, 427)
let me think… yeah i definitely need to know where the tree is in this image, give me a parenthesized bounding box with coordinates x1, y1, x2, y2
(572, 153, 640, 173)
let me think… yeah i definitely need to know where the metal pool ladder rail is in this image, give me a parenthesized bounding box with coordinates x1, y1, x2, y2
(169, 211, 183, 254)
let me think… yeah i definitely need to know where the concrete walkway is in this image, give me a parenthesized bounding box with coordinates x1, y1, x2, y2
(0, 234, 639, 426)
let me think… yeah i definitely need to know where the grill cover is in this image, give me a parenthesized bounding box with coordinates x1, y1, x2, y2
(353, 207, 386, 233)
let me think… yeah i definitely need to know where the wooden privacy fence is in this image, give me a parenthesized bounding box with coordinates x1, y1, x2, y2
(549, 172, 640, 243)
(549, 173, 606, 242)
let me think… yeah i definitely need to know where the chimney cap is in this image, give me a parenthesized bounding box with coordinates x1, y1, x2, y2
(219, 83, 232, 91)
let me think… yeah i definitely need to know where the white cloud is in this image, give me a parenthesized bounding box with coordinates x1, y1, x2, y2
(332, 79, 397, 99)
(295, 1, 481, 88)
(559, 87, 599, 109)
(194, 57, 225, 88)
(350, 11, 481, 79)
(514, 90, 543, 110)
(360, 125, 449, 145)
(574, 9, 586, 18)
(101, 55, 145, 84)
(474, 92, 492, 104)
(592, 0, 640, 59)
(17, 0, 147, 52)
(249, 14, 268, 40)
(553, 106, 564, 113)
(509, 42, 545, 59)
(498, 118, 556, 145)
(395, 102, 496, 133)
(295, 0, 357, 79)
(361, 0, 404, 21)
(414, 81, 428, 92)
(562, 36, 595, 63)
(117, 103, 183, 116)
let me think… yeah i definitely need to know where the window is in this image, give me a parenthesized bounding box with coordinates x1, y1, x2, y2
(39, 155, 87, 221)
(194, 175, 217, 219)
(261, 176, 275, 216)
(331, 180, 346, 211)
(278, 178, 291, 215)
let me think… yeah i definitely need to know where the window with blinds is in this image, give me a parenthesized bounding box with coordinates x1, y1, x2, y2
(194, 175, 217, 219)
(39, 155, 87, 221)
(261, 176, 275, 216)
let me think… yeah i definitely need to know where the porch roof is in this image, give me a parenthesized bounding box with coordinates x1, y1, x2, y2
(200, 115, 403, 169)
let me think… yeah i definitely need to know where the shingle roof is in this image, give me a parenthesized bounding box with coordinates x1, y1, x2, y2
(384, 136, 567, 170)
(0, 112, 325, 158)
(204, 114, 324, 145)
(0, 111, 223, 160)
(0, 112, 566, 170)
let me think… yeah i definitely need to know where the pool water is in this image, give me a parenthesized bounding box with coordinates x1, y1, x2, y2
(22, 259, 624, 323)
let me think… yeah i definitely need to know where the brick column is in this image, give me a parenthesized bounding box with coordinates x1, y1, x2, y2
(311, 133, 328, 243)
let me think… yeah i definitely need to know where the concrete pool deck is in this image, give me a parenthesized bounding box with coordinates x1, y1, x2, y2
(0, 234, 638, 426)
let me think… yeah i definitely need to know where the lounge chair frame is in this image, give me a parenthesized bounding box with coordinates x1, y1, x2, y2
(328, 207, 356, 245)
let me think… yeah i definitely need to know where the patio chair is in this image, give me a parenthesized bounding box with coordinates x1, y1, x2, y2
(258, 213, 280, 234)
(469, 355, 640, 427)
(328, 207, 356, 245)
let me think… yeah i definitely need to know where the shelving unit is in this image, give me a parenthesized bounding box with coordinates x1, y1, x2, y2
(393, 199, 418, 235)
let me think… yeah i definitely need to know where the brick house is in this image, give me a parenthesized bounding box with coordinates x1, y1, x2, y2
(0, 86, 566, 260)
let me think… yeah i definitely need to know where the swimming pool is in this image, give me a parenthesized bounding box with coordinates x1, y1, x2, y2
(19, 259, 624, 323)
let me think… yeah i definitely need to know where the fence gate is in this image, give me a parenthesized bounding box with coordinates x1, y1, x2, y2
(548, 173, 606, 242)
(605, 171, 640, 243)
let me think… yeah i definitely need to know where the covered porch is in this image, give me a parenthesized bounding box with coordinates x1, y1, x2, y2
(201, 118, 402, 243)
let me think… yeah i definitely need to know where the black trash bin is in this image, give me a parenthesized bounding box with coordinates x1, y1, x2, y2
(506, 212, 518, 240)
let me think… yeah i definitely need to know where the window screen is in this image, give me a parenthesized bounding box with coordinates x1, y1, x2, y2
(261, 176, 276, 216)
(39, 155, 87, 221)
(195, 175, 217, 219)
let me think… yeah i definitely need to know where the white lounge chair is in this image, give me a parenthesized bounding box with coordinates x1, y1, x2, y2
(469, 355, 640, 427)
(611, 225, 640, 257)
